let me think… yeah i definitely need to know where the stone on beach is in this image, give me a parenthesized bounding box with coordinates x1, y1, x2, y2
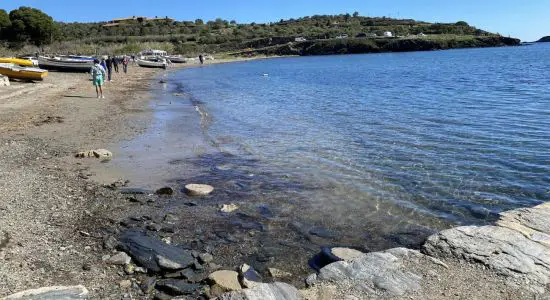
(184, 184, 214, 196)
(239, 263, 263, 288)
(5, 285, 89, 299)
(105, 251, 131, 265)
(75, 149, 112, 160)
(268, 268, 292, 278)
(118, 229, 194, 273)
(155, 186, 174, 196)
(217, 282, 301, 300)
(208, 270, 242, 297)
(0, 75, 9, 87)
(155, 279, 201, 296)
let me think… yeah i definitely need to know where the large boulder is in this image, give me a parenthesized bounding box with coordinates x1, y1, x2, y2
(117, 230, 194, 273)
(316, 249, 422, 296)
(5, 285, 89, 299)
(424, 225, 550, 287)
(216, 282, 301, 300)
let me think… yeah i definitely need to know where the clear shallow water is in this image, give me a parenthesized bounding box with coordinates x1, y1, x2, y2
(125, 45, 550, 251)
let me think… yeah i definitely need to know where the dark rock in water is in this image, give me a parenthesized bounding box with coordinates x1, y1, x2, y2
(155, 279, 201, 296)
(156, 187, 174, 196)
(183, 201, 198, 207)
(120, 188, 150, 195)
(258, 204, 274, 219)
(308, 226, 337, 239)
(239, 263, 263, 288)
(309, 247, 366, 271)
(118, 230, 194, 273)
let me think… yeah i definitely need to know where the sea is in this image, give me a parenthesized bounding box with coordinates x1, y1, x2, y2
(114, 43, 550, 254)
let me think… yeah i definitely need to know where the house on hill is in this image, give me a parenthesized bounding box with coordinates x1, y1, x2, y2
(103, 16, 174, 27)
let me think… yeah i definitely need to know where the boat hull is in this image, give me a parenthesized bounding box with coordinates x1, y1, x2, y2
(165, 56, 186, 63)
(38, 57, 93, 72)
(0, 66, 48, 81)
(136, 59, 167, 68)
(0, 58, 34, 67)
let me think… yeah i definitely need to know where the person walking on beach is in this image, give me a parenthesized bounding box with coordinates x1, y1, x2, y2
(199, 54, 204, 65)
(91, 59, 106, 99)
(122, 56, 129, 74)
(105, 56, 113, 81)
(113, 56, 119, 73)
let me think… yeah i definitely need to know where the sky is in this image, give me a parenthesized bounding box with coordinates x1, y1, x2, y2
(1, 0, 548, 42)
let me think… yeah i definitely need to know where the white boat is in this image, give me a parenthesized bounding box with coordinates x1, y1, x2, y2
(164, 55, 186, 63)
(38, 56, 94, 72)
(136, 57, 168, 69)
(139, 49, 167, 57)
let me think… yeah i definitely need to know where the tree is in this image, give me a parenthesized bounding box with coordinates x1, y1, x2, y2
(9, 6, 57, 46)
(195, 19, 204, 25)
(0, 9, 11, 38)
(455, 21, 469, 26)
(353, 11, 360, 18)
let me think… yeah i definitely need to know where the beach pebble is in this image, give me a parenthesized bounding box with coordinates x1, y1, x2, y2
(239, 263, 263, 288)
(268, 268, 292, 278)
(184, 184, 214, 196)
(106, 252, 131, 265)
(220, 203, 239, 213)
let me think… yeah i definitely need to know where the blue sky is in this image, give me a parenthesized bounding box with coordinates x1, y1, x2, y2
(2, 0, 548, 41)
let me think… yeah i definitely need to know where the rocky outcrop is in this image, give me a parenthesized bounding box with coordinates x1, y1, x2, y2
(537, 36, 550, 43)
(5, 285, 89, 299)
(216, 282, 301, 300)
(424, 202, 550, 292)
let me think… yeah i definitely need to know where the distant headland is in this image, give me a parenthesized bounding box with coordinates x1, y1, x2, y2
(537, 36, 550, 43)
(0, 7, 520, 56)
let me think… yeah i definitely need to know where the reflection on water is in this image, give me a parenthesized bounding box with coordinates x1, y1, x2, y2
(114, 45, 550, 255)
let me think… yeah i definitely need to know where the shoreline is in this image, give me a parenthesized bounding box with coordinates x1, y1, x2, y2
(0, 56, 549, 299)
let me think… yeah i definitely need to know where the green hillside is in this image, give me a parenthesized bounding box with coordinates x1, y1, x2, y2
(0, 7, 520, 56)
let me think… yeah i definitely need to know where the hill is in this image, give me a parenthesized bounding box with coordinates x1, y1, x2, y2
(537, 36, 550, 43)
(0, 8, 520, 56)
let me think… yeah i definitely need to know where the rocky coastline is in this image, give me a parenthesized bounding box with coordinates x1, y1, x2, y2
(0, 57, 548, 300)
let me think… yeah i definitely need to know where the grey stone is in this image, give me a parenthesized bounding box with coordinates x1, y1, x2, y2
(199, 253, 214, 264)
(103, 235, 118, 250)
(184, 184, 214, 196)
(5, 286, 89, 299)
(424, 225, 550, 287)
(157, 255, 185, 270)
(317, 251, 421, 296)
(118, 230, 194, 273)
(216, 282, 301, 300)
(106, 252, 131, 265)
(155, 279, 201, 296)
(140, 277, 157, 294)
(305, 273, 317, 287)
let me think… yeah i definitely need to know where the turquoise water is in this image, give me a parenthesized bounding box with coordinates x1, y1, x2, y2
(147, 44, 550, 250)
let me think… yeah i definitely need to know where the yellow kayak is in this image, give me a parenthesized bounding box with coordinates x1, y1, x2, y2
(0, 63, 48, 81)
(0, 57, 34, 67)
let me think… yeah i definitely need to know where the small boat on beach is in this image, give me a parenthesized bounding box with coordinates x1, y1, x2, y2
(0, 63, 48, 81)
(136, 57, 168, 69)
(0, 57, 35, 67)
(164, 55, 186, 63)
(38, 56, 94, 72)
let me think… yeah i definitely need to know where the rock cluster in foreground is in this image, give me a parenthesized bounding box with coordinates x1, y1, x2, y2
(5, 201, 550, 299)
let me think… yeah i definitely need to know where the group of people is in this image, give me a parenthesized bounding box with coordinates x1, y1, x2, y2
(90, 55, 130, 98)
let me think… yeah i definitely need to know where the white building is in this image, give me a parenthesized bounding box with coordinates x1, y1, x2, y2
(295, 37, 307, 42)
(383, 31, 393, 37)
